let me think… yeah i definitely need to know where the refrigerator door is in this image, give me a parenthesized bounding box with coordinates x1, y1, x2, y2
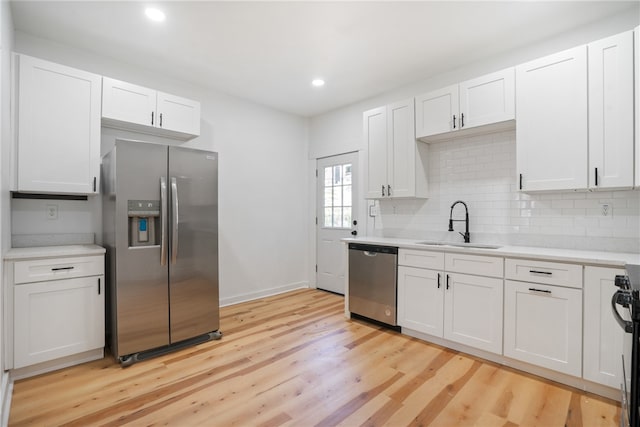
(168, 146, 219, 343)
(114, 141, 170, 356)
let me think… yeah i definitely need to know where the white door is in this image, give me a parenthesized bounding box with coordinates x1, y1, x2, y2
(459, 68, 515, 130)
(102, 77, 157, 127)
(316, 152, 358, 294)
(363, 106, 387, 199)
(157, 91, 201, 136)
(415, 85, 458, 138)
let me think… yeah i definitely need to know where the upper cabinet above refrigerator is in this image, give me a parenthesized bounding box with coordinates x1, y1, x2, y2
(13, 54, 102, 195)
(102, 77, 201, 140)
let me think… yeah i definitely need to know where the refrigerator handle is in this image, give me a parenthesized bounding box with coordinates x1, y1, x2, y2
(160, 177, 168, 266)
(171, 177, 179, 265)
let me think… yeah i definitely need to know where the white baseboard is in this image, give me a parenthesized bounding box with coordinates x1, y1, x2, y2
(10, 348, 104, 381)
(220, 281, 309, 307)
(1, 372, 12, 427)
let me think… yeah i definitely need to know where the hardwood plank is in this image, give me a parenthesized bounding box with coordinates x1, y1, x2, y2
(8, 289, 621, 427)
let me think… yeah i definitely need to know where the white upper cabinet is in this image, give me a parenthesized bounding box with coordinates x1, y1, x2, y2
(363, 99, 428, 199)
(588, 31, 634, 190)
(15, 54, 101, 195)
(516, 45, 588, 192)
(415, 68, 515, 141)
(102, 77, 200, 140)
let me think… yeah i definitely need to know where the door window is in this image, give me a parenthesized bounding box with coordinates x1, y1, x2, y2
(323, 163, 352, 229)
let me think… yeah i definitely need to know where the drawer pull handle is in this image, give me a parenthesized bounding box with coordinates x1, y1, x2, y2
(446, 274, 450, 290)
(529, 270, 552, 275)
(437, 273, 441, 289)
(51, 266, 75, 271)
(528, 287, 551, 294)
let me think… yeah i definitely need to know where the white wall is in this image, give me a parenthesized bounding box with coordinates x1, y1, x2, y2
(0, 0, 13, 422)
(309, 9, 640, 254)
(12, 32, 310, 305)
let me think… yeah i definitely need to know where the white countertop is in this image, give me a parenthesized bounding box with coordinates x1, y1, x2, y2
(343, 237, 640, 267)
(4, 244, 106, 261)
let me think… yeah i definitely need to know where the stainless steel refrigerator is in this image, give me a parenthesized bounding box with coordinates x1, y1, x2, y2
(102, 139, 221, 365)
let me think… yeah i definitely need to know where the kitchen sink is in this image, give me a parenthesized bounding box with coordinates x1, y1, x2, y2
(415, 241, 501, 250)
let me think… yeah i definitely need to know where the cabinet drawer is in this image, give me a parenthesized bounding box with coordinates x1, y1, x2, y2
(445, 253, 503, 278)
(505, 258, 582, 289)
(14, 256, 104, 284)
(398, 249, 444, 270)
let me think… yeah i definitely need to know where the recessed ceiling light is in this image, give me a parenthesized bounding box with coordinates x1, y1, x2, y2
(145, 7, 166, 22)
(311, 79, 325, 87)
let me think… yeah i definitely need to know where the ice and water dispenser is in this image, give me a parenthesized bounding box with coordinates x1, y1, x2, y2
(128, 200, 160, 247)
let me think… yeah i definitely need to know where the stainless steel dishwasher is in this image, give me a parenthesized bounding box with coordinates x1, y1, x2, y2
(348, 243, 398, 326)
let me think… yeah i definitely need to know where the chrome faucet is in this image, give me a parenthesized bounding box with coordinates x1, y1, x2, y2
(448, 200, 470, 243)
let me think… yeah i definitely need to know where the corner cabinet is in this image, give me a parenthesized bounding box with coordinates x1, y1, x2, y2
(102, 77, 201, 140)
(363, 99, 428, 199)
(14, 54, 101, 195)
(415, 68, 515, 141)
(516, 46, 588, 192)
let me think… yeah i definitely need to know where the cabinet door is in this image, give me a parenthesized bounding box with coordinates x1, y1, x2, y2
(14, 276, 105, 369)
(102, 77, 157, 128)
(415, 85, 458, 138)
(397, 266, 444, 336)
(588, 31, 634, 189)
(584, 266, 631, 389)
(443, 273, 503, 354)
(157, 91, 201, 136)
(504, 280, 582, 376)
(363, 106, 388, 199)
(459, 68, 515, 130)
(516, 46, 588, 191)
(388, 99, 416, 198)
(17, 55, 101, 194)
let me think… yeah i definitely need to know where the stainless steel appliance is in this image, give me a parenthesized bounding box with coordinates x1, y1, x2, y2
(102, 139, 221, 365)
(348, 243, 398, 326)
(613, 264, 640, 427)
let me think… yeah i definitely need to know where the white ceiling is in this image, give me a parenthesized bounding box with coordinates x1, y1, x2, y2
(10, 1, 639, 117)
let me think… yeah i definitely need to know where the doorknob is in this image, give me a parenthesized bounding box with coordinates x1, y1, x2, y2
(351, 230, 358, 236)
(352, 220, 357, 226)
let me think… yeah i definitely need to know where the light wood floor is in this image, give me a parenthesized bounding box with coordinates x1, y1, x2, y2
(9, 288, 621, 426)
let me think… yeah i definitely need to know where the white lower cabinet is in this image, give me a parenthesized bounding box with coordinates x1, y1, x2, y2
(14, 276, 104, 369)
(397, 249, 503, 355)
(444, 272, 503, 354)
(504, 280, 582, 377)
(583, 266, 631, 389)
(397, 266, 444, 336)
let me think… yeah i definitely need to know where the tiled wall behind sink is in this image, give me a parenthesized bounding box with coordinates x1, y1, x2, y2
(376, 130, 640, 253)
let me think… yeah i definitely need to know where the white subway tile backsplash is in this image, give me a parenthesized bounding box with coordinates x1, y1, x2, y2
(378, 130, 640, 253)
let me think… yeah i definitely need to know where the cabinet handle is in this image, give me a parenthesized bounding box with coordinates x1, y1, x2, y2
(98, 278, 101, 295)
(151, 111, 154, 126)
(528, 287, 551, 294)
(93, 176, 97, 192)
(529, 270, 552, 276)
(461, 113, 464, 128)
(387, 185, 391, 196)
(519, 173, 523, 190)
(437, 273, 441, 289)
(381, 185, 385, 197)
(595, 167, 598, 186)
(159, 113, 163, 128)
(51, 266, 74, 271)
(446, 274, 450, 290)
(452, 115, 456, 129)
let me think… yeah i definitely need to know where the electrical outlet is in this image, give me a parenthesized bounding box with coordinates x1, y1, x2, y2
(46, 204, 58, 220)
(601, 203, 611, 217)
